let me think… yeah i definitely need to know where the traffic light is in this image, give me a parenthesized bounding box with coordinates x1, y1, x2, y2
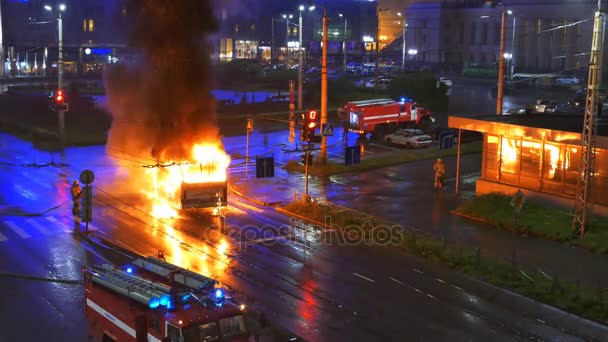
(55, 90, 64, 104)
(302, 109, 318, 142)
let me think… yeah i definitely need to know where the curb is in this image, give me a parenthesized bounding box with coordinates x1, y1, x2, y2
(228, 185, 271, 207)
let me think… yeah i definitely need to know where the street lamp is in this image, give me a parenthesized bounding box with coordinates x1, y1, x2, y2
(397, 12, 407, 72)
(282, 14, 293, 49)
(508, 11, 517, 79)
(45, 3, 66, 91)
(297, 5, 315, 111)
(339, 13, 348, 72)
(408, 49, 418, 59)
(45, 3, 67, 144)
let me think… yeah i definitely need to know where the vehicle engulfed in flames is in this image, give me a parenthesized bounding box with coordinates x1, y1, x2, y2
(145, 144, 230, 219)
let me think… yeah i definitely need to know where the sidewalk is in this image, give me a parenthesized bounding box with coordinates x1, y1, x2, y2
(229, 153, 608, 291)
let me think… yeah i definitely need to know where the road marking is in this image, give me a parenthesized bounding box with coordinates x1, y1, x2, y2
(536, 319, 546, 324)
(451, 284, 464, 291)
(0, 231, 7, 242)
(435, 277, 446, 284)
(413, 268, 424, 274)
(26, 218, 52, 235)
(5, 221, 31, 239)
(45, 216, 72, 233)
(389, 277, 405, 285)
(427, 294, 437, 300)
(353, 272, 375, 283)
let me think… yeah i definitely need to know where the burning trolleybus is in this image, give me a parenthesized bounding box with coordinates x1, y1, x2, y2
(84, 256, 248, 341)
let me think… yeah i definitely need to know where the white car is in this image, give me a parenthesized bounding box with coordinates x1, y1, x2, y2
(384, 129, 433, 148)
(439, 77, 453, 87)
(555, 76, 580, 85)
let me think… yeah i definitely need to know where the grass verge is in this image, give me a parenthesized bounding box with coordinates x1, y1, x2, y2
(454, 193, 608, 254)
(282, 200, 608, 324)
(284, 141, 482, 177)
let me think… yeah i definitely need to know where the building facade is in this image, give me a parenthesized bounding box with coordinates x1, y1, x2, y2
(0, 0, 129, 77)
(404, 0, 603, 74)
(213, 0, 378, 65)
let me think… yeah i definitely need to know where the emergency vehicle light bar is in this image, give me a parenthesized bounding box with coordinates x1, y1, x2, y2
(86, 264, 173, 308)
(133, 257, 217, 291)
(347, 98, 394, 107)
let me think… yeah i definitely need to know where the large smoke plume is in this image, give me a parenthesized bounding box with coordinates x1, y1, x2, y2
(104, 0, 219, 162)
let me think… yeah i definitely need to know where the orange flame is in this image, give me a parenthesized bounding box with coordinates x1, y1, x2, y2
(144, 144, 230, 219)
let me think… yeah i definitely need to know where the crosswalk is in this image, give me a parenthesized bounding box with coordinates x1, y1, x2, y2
(0, 216, 101, 244)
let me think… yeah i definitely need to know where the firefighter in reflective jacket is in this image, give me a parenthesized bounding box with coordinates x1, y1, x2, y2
(71, 180, 82, 217)
(433, 158, 446, 191)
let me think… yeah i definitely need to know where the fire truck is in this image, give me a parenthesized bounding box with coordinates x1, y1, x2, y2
(338, 98, 435, 137)
(84, 256, 248, 342)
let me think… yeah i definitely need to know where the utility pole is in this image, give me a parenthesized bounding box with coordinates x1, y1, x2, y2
(572, 2, 605, 236)
(319, 9, 328, 164)
(496, 8, 507, 115)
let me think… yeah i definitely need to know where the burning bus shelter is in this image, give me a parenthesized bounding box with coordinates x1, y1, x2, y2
(449, 114, 608, 212)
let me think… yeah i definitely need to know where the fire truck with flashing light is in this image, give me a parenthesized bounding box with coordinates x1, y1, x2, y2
(338, 98, 436, 137)
(84, 256, 249, 342)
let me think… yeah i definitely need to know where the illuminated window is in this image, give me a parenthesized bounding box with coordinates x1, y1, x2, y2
(82, 19, 87, 32)
(251, 24, 255, 31)
(88, 19, 95, 32)
(235, 24, 239, 33)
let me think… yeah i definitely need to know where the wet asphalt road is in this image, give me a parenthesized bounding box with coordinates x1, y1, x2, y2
(1, 130, 607, 342)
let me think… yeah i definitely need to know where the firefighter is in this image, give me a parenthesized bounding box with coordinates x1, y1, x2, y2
(71, 180, 82, 218)
(433, 158, 446, 191)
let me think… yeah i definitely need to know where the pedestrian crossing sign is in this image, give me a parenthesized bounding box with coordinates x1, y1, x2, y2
(321, 123, 334, 136)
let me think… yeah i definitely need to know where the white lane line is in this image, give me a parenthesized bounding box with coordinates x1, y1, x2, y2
(413, 268, 424, 274)
(26, 218, 52, 235)
(45, 216, 72, 233)
(536, 319, 546, 324)
(353, 272, 375, 283)
(435, 278, 446, 284)
(0, 231, 7, 242)
(451, 284, 464, 291)
(5, 221, 32, 239)
(389, 277, 405, 285)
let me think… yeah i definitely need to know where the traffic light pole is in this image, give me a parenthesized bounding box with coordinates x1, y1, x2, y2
(304, 144, 312, 199)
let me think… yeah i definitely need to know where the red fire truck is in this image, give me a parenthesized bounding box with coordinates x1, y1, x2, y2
(338, 98, 435, 136)
(84, 256, 248, 342)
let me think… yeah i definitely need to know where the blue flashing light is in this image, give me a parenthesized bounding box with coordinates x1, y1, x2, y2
(148, 297, 160, 309)
(181, 294, 191, 302)
(165, 300, 173, 310)
(400, 97, 406, 102)
(215, 289, 223, 299)
(159, 294, 171, 306)
(215, 301, 224, 307)
(126, 267, 134, 274)
(90, 48, 112, 55)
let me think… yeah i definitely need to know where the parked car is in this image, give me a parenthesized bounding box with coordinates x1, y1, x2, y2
(503, 108, 528, 115)
(545, 103, 580, 114)
(535, 100, 553, 113)
(439, 77, 453, 87)
(365, 78, 392, 89)
(555, 76, 580, 85)
(384, 129, 433, 148)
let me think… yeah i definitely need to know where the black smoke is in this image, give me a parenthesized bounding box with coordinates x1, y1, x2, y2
(104, 0, 220, 162)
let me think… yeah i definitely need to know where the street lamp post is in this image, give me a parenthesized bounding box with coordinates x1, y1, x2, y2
(296, 5, 315, 111)
(509, 11, 517, 79)
(398, 12, 407, 72)
(340, 13, 348, 72)
(45, 3, 66, 143)
(497, 8, 507, 115)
